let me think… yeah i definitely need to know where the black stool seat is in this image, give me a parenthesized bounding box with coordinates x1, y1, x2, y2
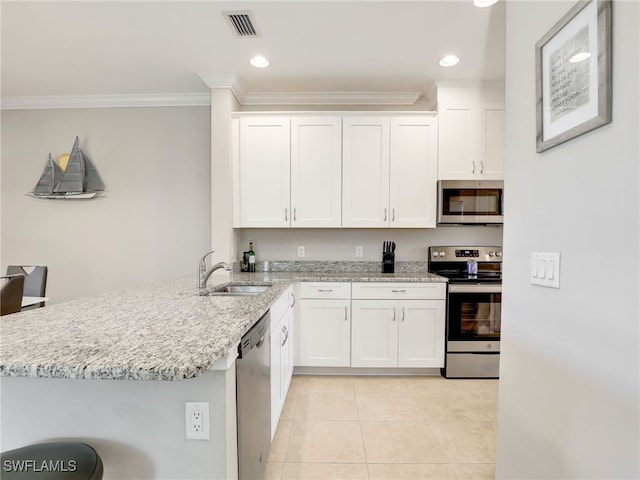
(1, 442, 103, 480)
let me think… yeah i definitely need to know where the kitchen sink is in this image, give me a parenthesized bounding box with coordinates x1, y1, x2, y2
(204, 283, 271, 296)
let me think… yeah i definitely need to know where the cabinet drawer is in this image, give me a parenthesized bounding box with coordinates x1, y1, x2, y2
(270, 286, 293, 330)
(299, 282, 351, 299)
(352, 282, 446, 300)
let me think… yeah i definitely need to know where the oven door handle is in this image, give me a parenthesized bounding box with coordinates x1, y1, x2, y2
(448, 284, 502, 294)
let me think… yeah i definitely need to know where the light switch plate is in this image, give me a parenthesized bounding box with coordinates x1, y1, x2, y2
(530, 252, 560, 288)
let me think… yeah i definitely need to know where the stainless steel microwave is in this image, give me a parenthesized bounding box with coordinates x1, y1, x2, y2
(437, 180, 504, 225)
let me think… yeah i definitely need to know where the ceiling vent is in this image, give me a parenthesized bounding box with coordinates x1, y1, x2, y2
(223, 11, 260, 38)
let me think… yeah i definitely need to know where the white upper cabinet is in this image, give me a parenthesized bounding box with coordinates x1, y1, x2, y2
(437, 86, 505, 180)
(291, 117, 342, 227)
(389, 116, 438, 228)
(234, 113, 438, 228)
(342, 115, 438, 228)
(342, 117, 390, 228)
(237, 116, 291, 227)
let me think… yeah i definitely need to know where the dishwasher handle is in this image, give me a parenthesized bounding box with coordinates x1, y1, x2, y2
(237, 310, 270, 359)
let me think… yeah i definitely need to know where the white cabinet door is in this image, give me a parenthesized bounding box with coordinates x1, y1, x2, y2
(351, 300, 398, 367)
(291, 117, 342, 227)
(279, 306, 293, 406)
(299, 299, 350, 367)
(270, 311, 284, 439)
(479, 104, 505, 180)
(238, 117, 291, 227)
(342, 117, 390, 227)
(438, 103, 477, 180)
(270, 287, 294, 439)
(437, 87, 505, 180)
(390, 116, 438, 228)
(397, 300, 445, 368)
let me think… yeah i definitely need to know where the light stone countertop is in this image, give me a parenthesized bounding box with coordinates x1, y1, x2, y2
(0, 267, 447, 381)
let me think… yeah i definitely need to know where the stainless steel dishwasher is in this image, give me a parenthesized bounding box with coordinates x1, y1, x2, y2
(236, 310, 271, 480)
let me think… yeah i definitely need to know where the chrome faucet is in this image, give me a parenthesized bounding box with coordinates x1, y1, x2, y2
(198, 250, 232, 290)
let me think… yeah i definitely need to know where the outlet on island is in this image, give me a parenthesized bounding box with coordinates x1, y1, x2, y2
(297, 246, 305, 257)
(355, 246, 363, 258)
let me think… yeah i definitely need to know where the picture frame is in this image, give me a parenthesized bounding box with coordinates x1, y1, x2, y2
(535, 0, 612, 153)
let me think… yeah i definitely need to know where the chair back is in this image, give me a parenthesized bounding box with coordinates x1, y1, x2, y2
(6, 265, 48, 307)
(0, 275, 25, 316)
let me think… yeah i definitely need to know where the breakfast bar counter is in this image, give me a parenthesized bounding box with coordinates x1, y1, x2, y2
(0, 266, 446, 480)
(0, 267, 446, 381)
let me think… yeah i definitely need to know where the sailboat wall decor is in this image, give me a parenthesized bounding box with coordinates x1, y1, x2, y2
(29, 137, 105, 199)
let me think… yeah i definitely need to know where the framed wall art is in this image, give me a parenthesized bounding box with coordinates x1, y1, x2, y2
(535, 0, 612, 153)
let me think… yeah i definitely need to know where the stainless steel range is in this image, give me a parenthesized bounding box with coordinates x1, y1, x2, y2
(428, 246, 502, 379)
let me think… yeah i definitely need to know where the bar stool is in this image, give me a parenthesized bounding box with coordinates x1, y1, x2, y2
(0, 442, 103, 479)
(0, 275, 25, 316)
(6, 265, 48, 309)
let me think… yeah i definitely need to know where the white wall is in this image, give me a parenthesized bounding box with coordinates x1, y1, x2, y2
(1, 106, 211, 303)
(496, 1, 639, 478)
(1, 369, 237, 480)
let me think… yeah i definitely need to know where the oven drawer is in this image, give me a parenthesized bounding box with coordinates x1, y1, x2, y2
(445, 352, 500, 379)
(448, 340, 500, 352)
(352, 282, 446, 300)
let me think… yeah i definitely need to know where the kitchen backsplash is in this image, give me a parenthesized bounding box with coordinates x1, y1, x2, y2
(236, 227, 503, 263)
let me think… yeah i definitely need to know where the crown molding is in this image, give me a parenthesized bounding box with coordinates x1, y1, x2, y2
(198, 74, 246, 104)
(1, 93, 211, 110)
(197, 74, 423, 105)
(240, 91, 422, 106)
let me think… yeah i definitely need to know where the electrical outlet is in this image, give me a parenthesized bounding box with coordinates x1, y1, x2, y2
(185, 402, 210, 440)
(297, 246, 305, 257)
(355, 246, 363, 257)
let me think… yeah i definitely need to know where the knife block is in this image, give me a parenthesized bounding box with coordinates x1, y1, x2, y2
(382, 253, 395, 273)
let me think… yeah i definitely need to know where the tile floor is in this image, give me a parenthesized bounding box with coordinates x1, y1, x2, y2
(265, 375, 498, 480)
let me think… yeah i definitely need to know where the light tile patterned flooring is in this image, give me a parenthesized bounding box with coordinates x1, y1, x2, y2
(265, 375, 498, 480)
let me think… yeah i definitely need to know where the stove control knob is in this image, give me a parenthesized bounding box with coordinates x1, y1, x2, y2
(496, 251, 502, 257)
(489, 251, 495, 257)
(431, 251, 439, 257)
(439, 251, 446, 258)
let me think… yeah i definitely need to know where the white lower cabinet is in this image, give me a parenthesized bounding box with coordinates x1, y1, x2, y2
(298, 283, 351, 367)
(296, 281, 446, 370)
(351, 283, 446, 368)
(270, 286, 294, 440)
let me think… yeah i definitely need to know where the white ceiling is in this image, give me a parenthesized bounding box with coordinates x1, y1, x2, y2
(1, 1, 505, 104)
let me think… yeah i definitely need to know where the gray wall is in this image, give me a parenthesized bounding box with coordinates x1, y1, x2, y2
(238, 227, 503, 263)
(496, 1, 639, 478)
(1, 106, 211, 303)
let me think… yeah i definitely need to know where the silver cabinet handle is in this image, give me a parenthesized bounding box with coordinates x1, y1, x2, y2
(318, 288, 334, 293)
(285, 208, 288, 221)
(281, 325, 289, 347)
(344, 306, 348, 321)
(383, 208, 387, 221)
(480, 161, 484, 175)
(472, 161, 476, 174)
(392, 307, 396, 322)
(401, 306, 406, 322)
(289, 291, 296, 308)
(392, 209, 395, 222)
(294, 207, 297, 221)
(391, 289, 406, 293)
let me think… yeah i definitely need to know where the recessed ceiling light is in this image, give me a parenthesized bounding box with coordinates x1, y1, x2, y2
(250, 55, 269, 68)
(569, 52, 591, 63)
(439, 55, 460, 67)
(474, 0, 499, 7)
